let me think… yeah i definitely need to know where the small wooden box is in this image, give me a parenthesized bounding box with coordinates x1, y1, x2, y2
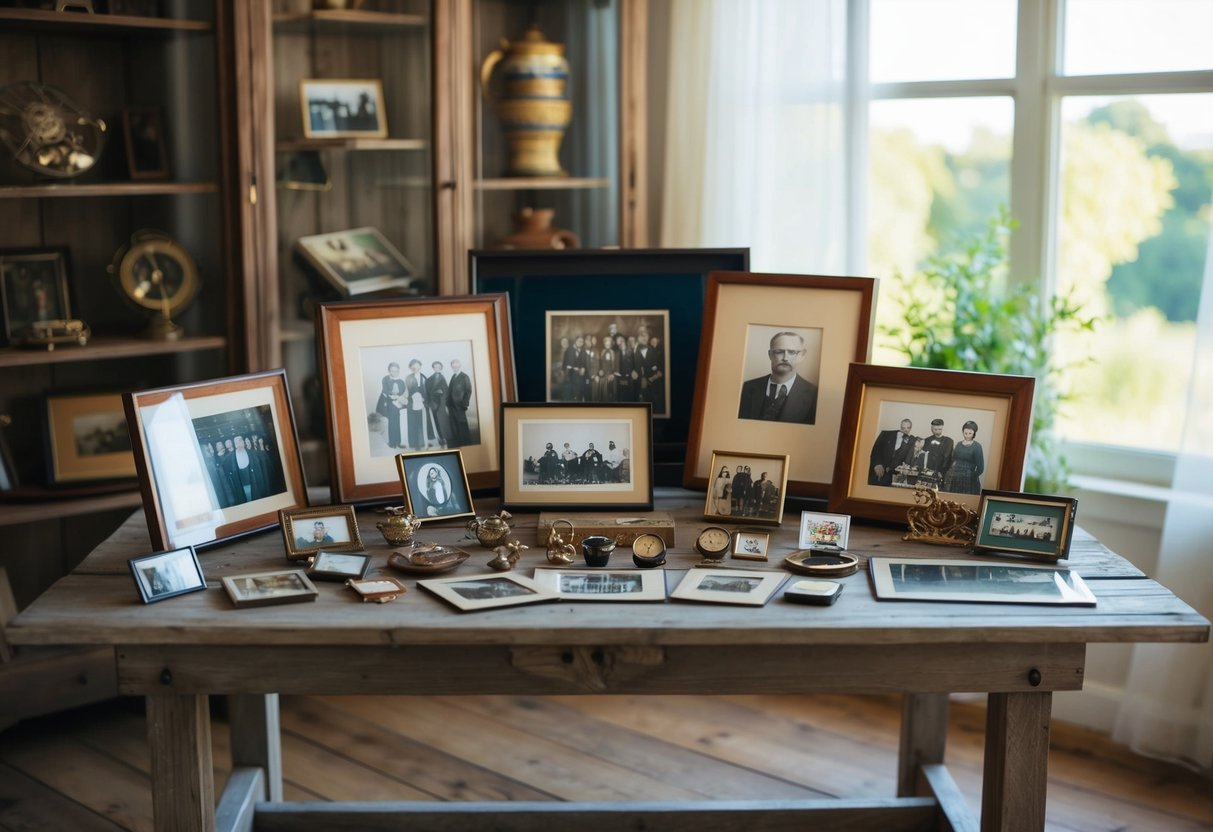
(537, 512, 676, 548)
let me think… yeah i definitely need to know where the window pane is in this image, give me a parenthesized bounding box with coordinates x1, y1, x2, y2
(1064, 0, 1213, 76)
(868, 97, 1013, 358)
(870, 0, 1016, 83)
(1054, 94, 1213, 451)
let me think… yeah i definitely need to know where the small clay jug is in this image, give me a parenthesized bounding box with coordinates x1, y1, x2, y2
(493, 207, 580, 250)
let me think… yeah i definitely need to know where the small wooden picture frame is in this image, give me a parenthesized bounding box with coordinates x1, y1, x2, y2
(732, 529, 770, 561)
(129, 545, 206, 604)
(121, 107, 169, 179)
(222, 569, 319, 609)
(347, 576, 408, 603)
(280, 504, 363, 561)
(973, 489, 1078, 562)
(703, 450, 789, 526)
(306, 550, 372, 582)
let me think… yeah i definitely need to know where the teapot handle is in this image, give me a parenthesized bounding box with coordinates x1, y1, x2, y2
(479, 40, 509, 104)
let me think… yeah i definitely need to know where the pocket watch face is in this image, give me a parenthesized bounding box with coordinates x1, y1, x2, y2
(631, 533, 665, 557)
(696, 526, 730, 554)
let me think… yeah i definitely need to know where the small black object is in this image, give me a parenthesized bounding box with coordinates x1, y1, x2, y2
(581, 535, 615, 567)
(783, 579, 843, 606)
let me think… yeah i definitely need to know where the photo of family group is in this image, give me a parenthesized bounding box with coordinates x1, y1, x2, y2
(866, 403, 996, 496)
(989, 510, 1058, 543)
(520, 419, 633, 488)
(192, 406, 287, 509)
(545, 310, 670, 418)
(705, 451, 789, 524)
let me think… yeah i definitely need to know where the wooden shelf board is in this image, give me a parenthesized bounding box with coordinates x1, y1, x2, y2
(0, 181, 219, 200)
(279, 322, 315, 344)
(0, 334, 225, 368)
(276, 138, 427, 153)
(0, 489, 142, 528)
(0, 8, 211, 33)
(273, 9, 427, 32)
(476, 177, 611, 191)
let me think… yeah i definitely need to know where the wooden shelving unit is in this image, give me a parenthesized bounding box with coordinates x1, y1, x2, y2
(0, 182, 219, 199)
(272, 9, 427, 32)
(276, 138, 426, 153)
(0, 8, 211, 34)
(0, 336, 226, 369)
(0, 488, 142, 528)
(475, 177, 611, 191)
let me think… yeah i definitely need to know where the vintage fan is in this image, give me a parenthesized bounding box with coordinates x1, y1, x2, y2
(108, 230, 199, 340)
(0, 81, 106, 178)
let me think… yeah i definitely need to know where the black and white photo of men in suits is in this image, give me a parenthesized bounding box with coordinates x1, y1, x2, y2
(737, 331, 819, 425)
(447, 358, 473, 447)
(868, 418, 916, 486)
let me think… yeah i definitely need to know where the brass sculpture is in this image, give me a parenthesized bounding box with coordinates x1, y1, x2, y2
(487, 539, 528, 571)
(545, 519, 577, 565)
(904, 485, 978, 546)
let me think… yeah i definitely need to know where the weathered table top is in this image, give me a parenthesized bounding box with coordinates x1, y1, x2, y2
(8, 489, 1208, 649)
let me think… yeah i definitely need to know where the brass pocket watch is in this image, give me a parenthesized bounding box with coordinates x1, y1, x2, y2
(108, 229, 199, 340)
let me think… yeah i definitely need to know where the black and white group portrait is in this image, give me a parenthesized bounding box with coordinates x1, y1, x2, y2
(192, 406, 287, 509)
(866, 403, 995, 496)
(520, 419, 633, 488)
(398, 451, 472, 519)
(545, 310, 670, 418)
(989, 511, 1057, 543)
(737, 325, 823, 425)
(362, 341, 479, 458)
(707, 454, 787, 522)
(72, 410, 131, 457)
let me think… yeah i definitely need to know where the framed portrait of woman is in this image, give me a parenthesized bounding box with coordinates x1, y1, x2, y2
(396, 449, 475, 522)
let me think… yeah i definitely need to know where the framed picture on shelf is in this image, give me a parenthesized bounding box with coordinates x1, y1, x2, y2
(828, 364, 1035, 523)
(469, 248, 749, 459)
(0, 248, 72, 347)
(396, 449, 475, 522)
(316, 294, 516, 504)
(222, 569, 319, 609)
(279, 504, 363, 561)
(278, 151, 332, 192)
(44, 392, 136, 484)
(128, 545, 206, 604)
(703, 450, 790, 526)
(121, 107, 169, 179)
(867, 558, 1096, 606)
(684, 272, 877, 497)
(124, 369, 309, 551)
(300, 78, 387, 139)
(296, 227, 414, 297)
(499, 402, 653, 512)
(974, 490, 1078, 562)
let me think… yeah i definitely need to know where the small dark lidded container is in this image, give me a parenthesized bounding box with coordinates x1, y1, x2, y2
(580, 535, 615, 567)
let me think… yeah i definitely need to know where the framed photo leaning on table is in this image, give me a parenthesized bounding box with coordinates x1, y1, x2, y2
(683, 272, 877, 497)
(128, 545, 206, 604)
(316, 294, 516, 504)
(125, 369, 309, 551)
(828, 364, 1035, 524)
(396, 448, 475, 522)
(702, 449, 789, 526)
(973, 489, 1078, 562)
(500, 402, 653, 512)
(280, 504, 363, 561)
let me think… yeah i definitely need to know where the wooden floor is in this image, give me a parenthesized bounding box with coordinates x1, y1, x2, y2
(0, 693, 1210, 831)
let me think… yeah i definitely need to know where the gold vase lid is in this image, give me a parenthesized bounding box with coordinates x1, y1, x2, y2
(502, 23, 565, 56)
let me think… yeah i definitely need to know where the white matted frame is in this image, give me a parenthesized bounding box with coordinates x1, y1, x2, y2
(685, 272, 876, 497)
(418, 573, 560, 612)
(868, 558, 1097, 606)
(531, 567, 666, 601)
(798, 511, 851, 549)
(671, 568, 787, 607)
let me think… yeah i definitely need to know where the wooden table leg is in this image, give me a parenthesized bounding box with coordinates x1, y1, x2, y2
(146, 693, 216, 832)
(898, 692, 949, 797)
(981, 691, 1051, 832)
(228, 694, 283, 801)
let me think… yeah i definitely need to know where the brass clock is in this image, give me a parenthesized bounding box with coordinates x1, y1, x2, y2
(694, 526, 731, 564)
(108, 229, 199, 340)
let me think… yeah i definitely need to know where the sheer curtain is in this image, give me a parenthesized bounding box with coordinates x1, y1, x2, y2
(1112, 231, 1213, 773)
(659, 0, 848, 273)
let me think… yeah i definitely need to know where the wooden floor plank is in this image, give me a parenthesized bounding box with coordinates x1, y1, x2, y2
(0, 761, 127, 832)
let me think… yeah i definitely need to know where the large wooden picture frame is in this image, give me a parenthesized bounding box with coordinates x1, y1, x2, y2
(828, 364, 1035, 523)
(125, 370, 309, 551)
(317, 294, 516, 504)
(684, 271, 877, 497)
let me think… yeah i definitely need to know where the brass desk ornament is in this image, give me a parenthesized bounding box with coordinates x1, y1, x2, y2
(904, 485, 978, 546)
(468, 510, 512, 548)
(487, 539, 528, 571)
(544, 518, 577, 566)
(376, 506, 422, 546)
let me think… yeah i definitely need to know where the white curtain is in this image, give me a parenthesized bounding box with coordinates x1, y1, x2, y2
(659, 0, 848, 274)
(1112, 230, 1213, 773)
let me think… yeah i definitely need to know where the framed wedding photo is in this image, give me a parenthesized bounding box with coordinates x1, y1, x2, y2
(974, 489, 1078, 562)
(500, 402, 653, 512)
(300, 78, 387, 139)
(44, 391, 136, 484)
(703, 450, 790, 526)
(685, 272, 876, 497)
(828, 364, 1035, 523)
(396, 448, 475, 522)
(296, 227, 415, 297)
(280, 504, 363, 561)
(129, 546, 206, 604)
(317, 294, 516, 504)
(124, 370, 309, 551)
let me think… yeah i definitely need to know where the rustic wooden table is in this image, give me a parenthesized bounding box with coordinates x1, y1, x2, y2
(7, 488, 1208, 832)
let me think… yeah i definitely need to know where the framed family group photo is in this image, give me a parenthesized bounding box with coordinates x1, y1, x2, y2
(125, 370, 309, 551)
(828, 364, 1035, 523)
(44, 392, 136, 485)
(316, 294, 516, 504)
(684, 272, 877, 497)
(703, 450, 790, 526)
(974, 489, 1078, 562)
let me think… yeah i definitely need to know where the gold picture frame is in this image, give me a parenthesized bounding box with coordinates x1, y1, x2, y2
(300, 78, 388, 139)
(703, 450, 790, 526)
(279, 504, 363, 561)
(395, 448, 475, 522)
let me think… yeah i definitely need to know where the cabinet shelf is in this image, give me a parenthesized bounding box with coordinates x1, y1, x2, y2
(273, 9, 427, 33)
(475, 177, 611, 191)
(0, 8, 211, 34)
(0, 182, 219, 200)
(0, 487, 142, 528)
(0, 335, 225, 369)
(276, 138, 427, 153)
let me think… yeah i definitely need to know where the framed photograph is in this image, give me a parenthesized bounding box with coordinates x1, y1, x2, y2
(222, 569, 319, 609)
(732, 530, 770, 561)
(0, 248, 72, 346)
(0, 416, 17, 491)
(828, 364, 1035, 523)
(316, 294, 516, 504)
(307, 550, 372, 582)
(974, 490, 1078, 562)
(128, 545, 205, 604)
(300, 78, 387, 139)
(798, 511, 851, 550)
(121, 107, 169, 179)
(348, 576, 408, 603)
(470, 248, 749, 460)
(500, 402, 653, 512)
(280, 504, 363, 561)
(684, 272, 877, 497)
(544, 309, 671, 418)
(868, 558, 1096, 606)
(531, 567, 667, 602)
(418, 572, 560, 612)
(670, 568, 787, 607)
(278, 150, 331, 192)
(396, 449, 474, 521)
(44, 392, 136, 484)
(296, 227, 415, 297)
(703, 450, 789, 526)
(124, 369, 309, 551)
